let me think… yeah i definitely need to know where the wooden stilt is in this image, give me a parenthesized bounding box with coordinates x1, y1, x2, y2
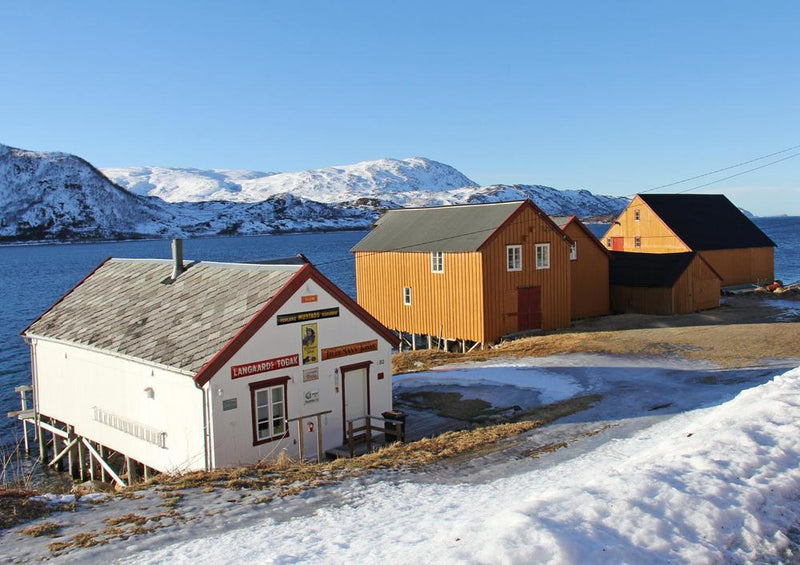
(143, 465, 150, 482)
(427, 335, 432, 350)
(67, 426, 75, 477)
(77, 438, 85, 481)
(461, 340, 466, 354)
(412, 333, 416, 351)
(99, 445, 108, 483)
(126, 455, 138, 484)
(82, 439, 125, 487)
(37, 417, 45, 462)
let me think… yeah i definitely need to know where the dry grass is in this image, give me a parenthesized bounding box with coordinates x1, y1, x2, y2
(105, 513, 149, 527)
(49, 532, 107, 553)
(0, 488, 49, 529)
(18, 521, 62, 537)
(393, 320, 800, 374)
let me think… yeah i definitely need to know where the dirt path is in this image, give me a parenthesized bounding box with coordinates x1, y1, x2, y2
(394, 294, 800, 373)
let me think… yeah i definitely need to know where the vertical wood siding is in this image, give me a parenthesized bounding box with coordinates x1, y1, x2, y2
(565, 223, 610, 319)
(355, 251, 485, 342)
(480, 207, 571, 341)
(611, 255, 720, 315)
(698, 248, 774, 286)
(602, 195, 690, 253)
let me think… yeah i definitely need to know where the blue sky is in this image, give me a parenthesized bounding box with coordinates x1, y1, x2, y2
(1, 1, 798, 215)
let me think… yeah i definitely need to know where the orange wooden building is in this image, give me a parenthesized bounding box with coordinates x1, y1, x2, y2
(352, 200, 574, 349)
(609, 251, 721, 315)
(602, 194, 775, 286)
(550, 215, 611, 320)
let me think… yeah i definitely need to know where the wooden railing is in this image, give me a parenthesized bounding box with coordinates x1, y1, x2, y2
(346, 414, 404, 458)
(286, 410, 332, 463)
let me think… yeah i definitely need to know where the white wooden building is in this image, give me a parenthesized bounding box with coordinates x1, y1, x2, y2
(20, 244, 398, 481)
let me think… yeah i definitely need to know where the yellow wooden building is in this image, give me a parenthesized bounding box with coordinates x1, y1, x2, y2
(602, 194, 775, 287)
(610, 251, 721, 315)
(550, 215, 611, 320)
(352, 200, 574, 349)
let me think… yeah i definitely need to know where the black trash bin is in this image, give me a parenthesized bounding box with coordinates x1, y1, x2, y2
(382, 410, 407, 443)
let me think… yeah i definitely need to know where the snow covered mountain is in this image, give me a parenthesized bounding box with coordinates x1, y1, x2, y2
(103, 157, 479, 204)
(1, 143, 629, 242)
(102, 159, 628, 217)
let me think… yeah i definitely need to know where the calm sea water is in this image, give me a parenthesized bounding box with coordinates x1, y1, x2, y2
(1, 218, 798, 444)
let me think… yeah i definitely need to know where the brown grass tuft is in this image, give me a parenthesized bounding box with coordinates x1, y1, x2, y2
(18, 521, 62, 537)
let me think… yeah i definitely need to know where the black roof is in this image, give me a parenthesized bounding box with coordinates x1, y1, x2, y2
(610, 251, 716, 287)
(638, 194, 775, 250)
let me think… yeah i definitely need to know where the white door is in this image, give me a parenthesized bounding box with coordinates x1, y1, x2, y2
(343, 367, 368, 441)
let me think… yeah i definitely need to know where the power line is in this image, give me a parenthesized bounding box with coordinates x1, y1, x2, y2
(677, 150, 800, 193)
(634, 142, 800, 196)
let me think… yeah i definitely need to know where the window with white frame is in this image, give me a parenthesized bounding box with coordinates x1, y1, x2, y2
(535, 243, 550, 269)
(569, 242, 577, 261)
(506, 245, 522, 271)
(431, 251, 444, 273)
(403, 286, 412, 305)
(250, 378, 288, 444)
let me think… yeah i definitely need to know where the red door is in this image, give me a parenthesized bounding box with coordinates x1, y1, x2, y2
(517, 286, 542, 331)
(612, 237, 624, 251)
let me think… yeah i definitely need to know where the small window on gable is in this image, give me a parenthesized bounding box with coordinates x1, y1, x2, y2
(634, 236, 641, 248)
(569, 242, 577, 261)
(403, 287, 412, 305)
(431, 251, 444, 273)
(634, 209, 640, 221)
(535, 243, 550, 269)
(606, 237, 612, 248)
(506, 245, 522, 271)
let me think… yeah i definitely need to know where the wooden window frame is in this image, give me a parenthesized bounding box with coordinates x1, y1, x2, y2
(569, 242, 577, 261)
(249, 376, 290, 446)
(606, 237, 612, 248)
(634, 209, 640, 221)
(431, 251, 444, 274)
(535, 243, 550, 270)
(634, 236, 641, 248)
(403, 286, 412, 306)
(506, 245, 522, 271)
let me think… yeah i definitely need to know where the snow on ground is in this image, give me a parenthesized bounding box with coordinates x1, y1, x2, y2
(115, 359, 800, 564)
(5, 355, 800, 564)
(395, 361, 584, 404)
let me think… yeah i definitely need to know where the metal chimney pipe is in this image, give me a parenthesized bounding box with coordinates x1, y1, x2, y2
(171, 238, 184, 280)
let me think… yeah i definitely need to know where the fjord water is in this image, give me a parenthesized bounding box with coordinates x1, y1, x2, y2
(1, 218, 798, 444)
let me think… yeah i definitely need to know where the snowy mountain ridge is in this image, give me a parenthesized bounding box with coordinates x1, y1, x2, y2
(103, 157, 479, 204)
(1, 143, 629, 242)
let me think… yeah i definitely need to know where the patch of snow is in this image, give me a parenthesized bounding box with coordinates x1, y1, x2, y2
(108, 363, 800, 564)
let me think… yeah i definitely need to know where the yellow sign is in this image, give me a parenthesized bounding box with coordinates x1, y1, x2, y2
(301, 323, 319, 365)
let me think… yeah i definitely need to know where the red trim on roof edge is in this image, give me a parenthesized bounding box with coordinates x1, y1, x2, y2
(193, 263, 399, 388)
(477, 200, 573, 251)
(21, 256, 113, 338)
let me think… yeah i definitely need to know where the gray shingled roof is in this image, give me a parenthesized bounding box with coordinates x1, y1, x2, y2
(351, 201, 525, 252)
(549, 216, 573, 229)
(25, 259, 301, 374)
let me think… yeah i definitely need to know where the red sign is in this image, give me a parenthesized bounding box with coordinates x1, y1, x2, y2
(301, 295, 318, 303)
(231, 354, 299, 379)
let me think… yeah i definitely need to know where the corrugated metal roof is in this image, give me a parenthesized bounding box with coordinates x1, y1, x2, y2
(639, 194, 776, 250)
(351, 201, 525, 252)
(25, 259, 302, 374)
